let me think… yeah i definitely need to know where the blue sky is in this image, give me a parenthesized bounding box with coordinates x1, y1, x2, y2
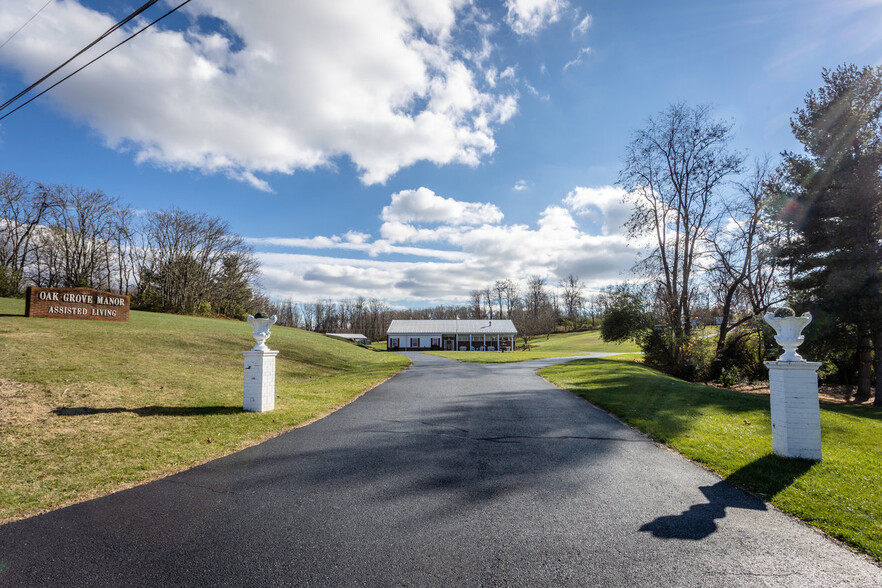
(1, 0, 881, 306)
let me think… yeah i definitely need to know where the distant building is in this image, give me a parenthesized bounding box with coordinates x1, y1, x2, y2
(325, 333, 371, 345)
(386, 319, 517, 351)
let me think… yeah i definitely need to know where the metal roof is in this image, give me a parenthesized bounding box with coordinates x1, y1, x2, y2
(325, 333, 370, 341)
(386, 319, 517, 335)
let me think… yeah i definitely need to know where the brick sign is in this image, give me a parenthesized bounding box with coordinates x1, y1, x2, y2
(25, 287, 130, 322)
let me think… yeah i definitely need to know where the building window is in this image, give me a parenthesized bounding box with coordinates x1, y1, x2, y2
(389, 338, 399, 349)
(430, 338, 440, 347)
(411, 337, 420, 347)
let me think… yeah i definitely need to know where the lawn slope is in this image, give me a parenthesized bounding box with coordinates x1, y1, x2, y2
(426, 329, 640, 363)
(0, 297, 409, 523)
(540, 358, 882, 562)
(525, 330, 640, 353)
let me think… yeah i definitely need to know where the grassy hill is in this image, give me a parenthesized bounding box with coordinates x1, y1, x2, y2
(0, 297, 409, 523)
(524, 329, 640, 353)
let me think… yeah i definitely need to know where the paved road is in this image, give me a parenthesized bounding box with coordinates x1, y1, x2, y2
(1, 353, 879, 586)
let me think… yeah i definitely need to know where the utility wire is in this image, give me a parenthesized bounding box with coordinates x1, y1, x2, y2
(0, 0, 55, 51)
(0, 0, 161, 115)
(0, 0, 195, 122)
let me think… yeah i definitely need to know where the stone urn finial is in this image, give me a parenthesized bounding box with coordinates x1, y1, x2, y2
(763, 310, 812, 362)
(247, 313, 278, 351)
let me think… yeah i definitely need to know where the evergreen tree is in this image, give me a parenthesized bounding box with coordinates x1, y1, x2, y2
(779, 64, 882, 405)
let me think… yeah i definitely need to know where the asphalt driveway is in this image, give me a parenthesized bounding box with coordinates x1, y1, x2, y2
(0, 352, 879, 586)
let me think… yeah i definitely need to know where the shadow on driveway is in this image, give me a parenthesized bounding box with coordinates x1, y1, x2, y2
(639, 454, 815, 540)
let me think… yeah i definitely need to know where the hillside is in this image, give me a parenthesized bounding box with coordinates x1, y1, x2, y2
(525, 329, 641, 353)
(0, 297, 409, 523)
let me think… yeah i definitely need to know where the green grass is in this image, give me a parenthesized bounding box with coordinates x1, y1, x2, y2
(0, 297, 409, 523)
(422, 329, 641, 363)
(539, 358, 882, 562)
(524, 329, 641, 353)
(424, 350, 586, 363)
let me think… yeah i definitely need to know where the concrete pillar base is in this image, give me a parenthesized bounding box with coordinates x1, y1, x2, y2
(764, 360, 823, 460)
(242, 349, 279, 412)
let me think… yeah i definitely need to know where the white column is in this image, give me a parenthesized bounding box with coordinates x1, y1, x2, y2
(764, 360, 823, 460)
(242, 349, 279, 412)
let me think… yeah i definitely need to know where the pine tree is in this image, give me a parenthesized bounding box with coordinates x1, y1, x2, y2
(779, 64, 882, 405)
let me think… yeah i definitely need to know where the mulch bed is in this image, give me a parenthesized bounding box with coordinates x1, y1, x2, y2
(708, 381, 878, 407)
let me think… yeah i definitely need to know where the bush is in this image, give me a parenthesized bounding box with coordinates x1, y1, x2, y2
(638, 327, 711, 382)
(709, 330, 767, 383)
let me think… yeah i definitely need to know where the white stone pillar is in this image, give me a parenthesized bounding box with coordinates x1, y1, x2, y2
(763, 311, 822, 461)
(242, 349, 279, 412)
(243, 314, 278, 412)
(764, 360, 823, 460)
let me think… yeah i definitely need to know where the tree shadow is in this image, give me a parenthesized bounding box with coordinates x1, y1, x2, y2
(53, 405, 241, 417)
(639, 454, 815, 540)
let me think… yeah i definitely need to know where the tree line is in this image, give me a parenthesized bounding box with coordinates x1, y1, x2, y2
(0, 176, 259, 318)
(264, 274, 604, 346)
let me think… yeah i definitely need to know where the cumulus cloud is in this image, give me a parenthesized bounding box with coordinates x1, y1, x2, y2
(513, 180, 528, 191)
(0, 0, 517, 187)
(563, 185, 632, 236)
(254, 186, 641, 305)
(381, 187, 503, 225)
(504, 0, 568, 36)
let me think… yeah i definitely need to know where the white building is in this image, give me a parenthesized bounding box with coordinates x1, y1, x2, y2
(386, 319, 518, 351)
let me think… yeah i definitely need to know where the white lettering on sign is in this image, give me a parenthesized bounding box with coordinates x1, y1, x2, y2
(61, 294, 94, 304)
(37, 291, 60, 301)
(91, 308, 117, 317)
(48, 306, 90, 315)
(95, 295, 125, 306)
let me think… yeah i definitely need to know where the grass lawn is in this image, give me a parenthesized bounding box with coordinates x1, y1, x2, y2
(0, 297, 409, 523)
(422, 329, 641, 363)
(539, 358, 882, 562)
(524, 329, 641, 354)
(424, 350, 586, 363)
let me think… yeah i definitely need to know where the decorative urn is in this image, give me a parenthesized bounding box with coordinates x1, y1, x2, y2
(763, 310, 812, 362)
(246, 313, 278, 351)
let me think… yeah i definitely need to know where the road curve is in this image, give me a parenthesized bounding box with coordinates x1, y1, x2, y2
(0, 352, 879, 587)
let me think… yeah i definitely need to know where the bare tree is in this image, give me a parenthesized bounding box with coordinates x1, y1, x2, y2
(502, 279, 519, 318)
(559, 273, 585, 327)
(139, 207, 253, 314)
(469, 289, 484, 319)
(0, 172, 55, 295)
(35, 184, 118, 289)
(482, 287, 493, 319)
(707, 157, 785, 355)
(619, 102, 743, 358)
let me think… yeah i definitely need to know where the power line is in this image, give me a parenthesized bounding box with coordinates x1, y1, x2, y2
(0, 0, 55, 52)
(0, 0, 195, 123)
(0, 0, 162, 115)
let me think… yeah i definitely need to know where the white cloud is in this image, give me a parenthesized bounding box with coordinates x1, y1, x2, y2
(0, 0, 517, 188)
(563, 185, 632, 236)
(563, 47, 592, 71)
(254, 186, 641, 305)
(573, 13, 592, 36)
(513, 180, 529, 191)
(504, 0, 569, 36)
(381, 187, 503, 225)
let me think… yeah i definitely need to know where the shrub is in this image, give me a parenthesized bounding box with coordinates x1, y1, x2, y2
(638, 327, 711, 382)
